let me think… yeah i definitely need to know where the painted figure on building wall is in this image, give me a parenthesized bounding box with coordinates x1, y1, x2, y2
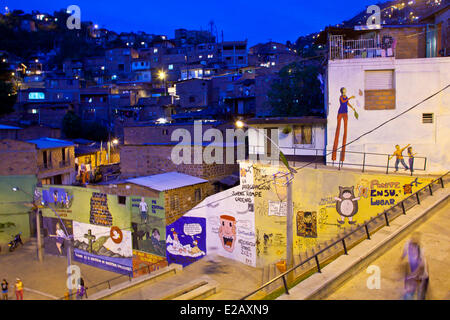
(407, 146, 416, 174)
(296, 211, 318, 238)
(335, 186, 360, 224)
(332, 87, 358, 162)
(218, 215, 236, 253)
(49, 222, 67, 255)
(139, 198, 149, 224)
(389, 144, 410, 172)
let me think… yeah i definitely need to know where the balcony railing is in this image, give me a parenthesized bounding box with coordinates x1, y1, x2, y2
(59, 159, 72, 168)
(329, 34, 396, 60)
(38, 163, 53, 170)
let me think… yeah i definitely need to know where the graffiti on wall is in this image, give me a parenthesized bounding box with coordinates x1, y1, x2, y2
(73, 221, 133, 275)
(166, 216, 206, 267)
(296, 211, 318, 238)
(43, 217, 73, 257)
(132, 250, 168, 278)
(42, 187, 74, 209)
(131, 196, 166, 257)
(335, 186, 360, 224)
(89, 192, 113, 226)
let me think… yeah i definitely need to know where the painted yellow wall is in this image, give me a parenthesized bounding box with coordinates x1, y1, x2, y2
(251, 164, 433, 266)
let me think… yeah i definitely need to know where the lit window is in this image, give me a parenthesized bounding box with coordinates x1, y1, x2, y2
(154, 48, 158, 54)
(168, 64, 174, 70)
(28, 92, 45, 100)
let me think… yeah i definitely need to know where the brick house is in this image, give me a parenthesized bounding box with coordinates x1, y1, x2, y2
(9, 137, 76, 185)
(91, 172, 210, 226)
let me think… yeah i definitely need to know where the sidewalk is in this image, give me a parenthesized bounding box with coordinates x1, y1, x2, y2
(0, 241, 119, 300)
(101, 255, 263, 300)
(325, 197, 450, 300)
(277, 186, 450, 300)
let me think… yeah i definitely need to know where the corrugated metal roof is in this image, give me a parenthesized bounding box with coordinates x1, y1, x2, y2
(0, 124, 22, 130)
(26, 137, 75, 149)
(126, 172, 208, 191)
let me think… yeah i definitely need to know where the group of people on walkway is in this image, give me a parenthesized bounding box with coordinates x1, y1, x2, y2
(1, 278, 24, 300)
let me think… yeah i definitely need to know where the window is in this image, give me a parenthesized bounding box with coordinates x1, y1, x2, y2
(162, 129, 169, 135)
(194, 188, 202, 202)
(189, 96, 196, 103)
(118, 64, 125, 71)
(28, 92, 45, 100)
(61, 148, 66, 163)
(168, 64, 174, 70)
(364, 70, 395, 110)
(170, 194, 179, 211)
(118, 196, 126, 205)
(422, 113, 433, 124)
(293, 125, 313, 145)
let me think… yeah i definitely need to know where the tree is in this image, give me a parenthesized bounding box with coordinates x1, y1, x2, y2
(62, 110, 82, 138)
(0, 61, 17, 116)
(268, 63, 324, 117)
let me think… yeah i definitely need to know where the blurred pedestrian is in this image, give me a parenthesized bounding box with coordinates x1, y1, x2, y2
(76, 277, 85, 300)
(14, 278, 23, 300)
(1, 279, 8, 300)
(401, 233, 429, 300)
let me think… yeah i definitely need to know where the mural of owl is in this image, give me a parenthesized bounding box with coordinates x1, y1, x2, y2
(335, 186, 360, 225)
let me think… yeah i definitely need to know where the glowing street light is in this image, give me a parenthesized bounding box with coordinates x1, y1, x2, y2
(158, 70, 167, 96)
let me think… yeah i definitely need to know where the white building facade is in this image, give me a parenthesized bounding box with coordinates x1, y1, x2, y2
(326, 56, 450, 174)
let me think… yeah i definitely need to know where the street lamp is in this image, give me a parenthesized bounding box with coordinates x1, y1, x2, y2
(235, 120, 296, 284)
(158, 70, 167, 96)
(12, 186, 74, 297)
(107, 138, 119, 164)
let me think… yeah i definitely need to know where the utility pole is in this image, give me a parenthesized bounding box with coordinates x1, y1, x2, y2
(286, 171, 294, 284)
(35, 208, 43, 262)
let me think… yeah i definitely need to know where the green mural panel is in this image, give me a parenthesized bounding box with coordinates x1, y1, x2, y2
(38, 186, 132, 231)
(130, 193, 166, 257)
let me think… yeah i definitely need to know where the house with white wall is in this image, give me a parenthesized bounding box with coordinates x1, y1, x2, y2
(246, 117, 327, 164)
(324, 22, 450, 174)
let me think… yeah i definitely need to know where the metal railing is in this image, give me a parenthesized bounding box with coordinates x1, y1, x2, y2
(38, 163, 53, 170)
(59, 159, 72, 168)
(248, 146, 427, 175)
(240, 171, 449, 300)
(329, 34, 396, 60)
(61, 259, 168, 300)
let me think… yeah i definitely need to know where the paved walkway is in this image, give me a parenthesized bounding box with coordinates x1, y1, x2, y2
(325, 200, 450, 300)
(102, 255, 263, 300)
(0, 240, 118, 300)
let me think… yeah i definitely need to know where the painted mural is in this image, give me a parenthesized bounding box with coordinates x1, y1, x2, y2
(332, 87, 359, 162)
(130, 195, 166, 257)
(251, 163, 434, 266)
(165, 216, 206, 267)
(132, 250, 168, 278)
(183, 162, 257, 267)
(42, 217, 73, 257)
(73, 221, 133, 275)
(42, 187, 74, 209)
(38, 186, 133, 274)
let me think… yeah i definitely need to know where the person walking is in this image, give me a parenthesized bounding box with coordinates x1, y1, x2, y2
(14, 278, 23, 300)
(401, 233, 429, 300)
(1, 279, 8, 300)
(389, 144, 410, 172)
(76, 277, 86, 300)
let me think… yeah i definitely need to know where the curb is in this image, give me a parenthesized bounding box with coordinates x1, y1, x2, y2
(277, 187, 449, 300)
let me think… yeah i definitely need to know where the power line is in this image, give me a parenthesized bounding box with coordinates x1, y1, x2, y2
(294, 84, 450, 171)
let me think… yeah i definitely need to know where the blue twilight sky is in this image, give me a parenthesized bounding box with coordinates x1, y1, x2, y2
(7, 0, 377, 45)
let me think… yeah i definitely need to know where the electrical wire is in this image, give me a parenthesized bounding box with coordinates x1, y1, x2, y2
(293, 84, 450, 171)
